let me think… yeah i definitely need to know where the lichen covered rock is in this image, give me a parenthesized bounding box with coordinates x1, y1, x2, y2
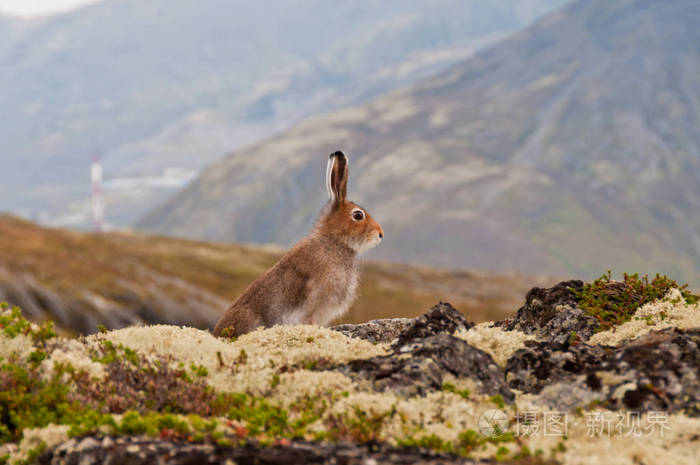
(2, 276, 700, 465)
(497, 280, 599, 344)
(332, 318, 412, 344)
(506, 328, 700, 415)
(337, 334, 513, 400)
(393, 302, 475, 347)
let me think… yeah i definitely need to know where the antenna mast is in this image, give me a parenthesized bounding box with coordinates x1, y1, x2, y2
(90, 155, 104, 232)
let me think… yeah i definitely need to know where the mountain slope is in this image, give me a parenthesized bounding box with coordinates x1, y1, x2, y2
(0, 215, 553, 334)
(0, 0, 566, 228)
(139, 0, 700, 284)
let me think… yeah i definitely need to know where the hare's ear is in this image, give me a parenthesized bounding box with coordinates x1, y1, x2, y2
(326, 151, 348, 207)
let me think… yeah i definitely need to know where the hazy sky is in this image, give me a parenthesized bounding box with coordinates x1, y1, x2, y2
(0, 0, 100, 16)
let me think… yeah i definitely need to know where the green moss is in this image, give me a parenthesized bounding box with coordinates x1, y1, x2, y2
(495, 446, 510, 461)
(218, 327, 237, 340)
(397, 428, 517, 459)
(92, 341, 140, 368)
(215, 438, 233, 447)
(568, 331, 580, 345)
(489, 395, 505, 409)
(302, 360, 318, 370)
(397, 433, 454, 453)
(15, 441, 46, 465)
(69, 411, 221, 443)
(189, 363, 208, 378)
(223, 393, 324, 439)
(515, 445, 531, 458)
(577, 271, 698, 332)
(122, 347, 138, 366)
(441, 382, 470, 400)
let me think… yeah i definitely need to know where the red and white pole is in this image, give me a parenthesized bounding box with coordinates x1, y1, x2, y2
(90, 155, 104, 232)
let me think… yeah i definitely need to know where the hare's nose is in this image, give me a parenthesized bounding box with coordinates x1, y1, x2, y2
(378, 230, 384, 239)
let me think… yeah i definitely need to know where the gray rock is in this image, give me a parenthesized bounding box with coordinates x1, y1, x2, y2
(598, 328, 700, 414)
(332, 302, 474, 347)
(392, 302, 474, 348)
(497, 280, 601, 344)
(498, 281, 584, 332)
(505, 341, 608, 394)
(331, 318, 413, 344)
(534, 375, 606, 411)
(337, 334, 514, 401)
(505, 327, 700, 415)
(39, 435, 488, 465)
(539, 306, 599, 345)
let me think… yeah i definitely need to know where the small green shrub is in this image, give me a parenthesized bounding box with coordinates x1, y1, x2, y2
(0, 305, 55, 342)
(325, 405, 394, 443)
(0, 361, 80, 443)
(576, 271, 698, 331)
(78, 344, 228, 416)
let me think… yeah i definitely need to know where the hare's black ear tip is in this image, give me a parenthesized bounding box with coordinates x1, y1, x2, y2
(329, 151, 346, 160)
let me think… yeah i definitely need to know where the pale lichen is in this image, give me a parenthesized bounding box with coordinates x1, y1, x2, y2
(455, 322, 535, 366)
(83, 324, 387, 396)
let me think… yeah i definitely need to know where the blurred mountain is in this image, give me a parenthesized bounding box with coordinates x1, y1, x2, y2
(0, 215, 555, 334)
(139, 0, 700, 283)
(0, 0, 567, 228)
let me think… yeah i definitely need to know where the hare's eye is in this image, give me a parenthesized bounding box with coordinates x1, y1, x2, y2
(352, 209, 365, 221)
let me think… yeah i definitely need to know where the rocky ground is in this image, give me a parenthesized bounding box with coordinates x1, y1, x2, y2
(1, 276, 699, 464)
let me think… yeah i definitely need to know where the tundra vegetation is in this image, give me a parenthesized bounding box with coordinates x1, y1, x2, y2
(0, 272, 699, 464)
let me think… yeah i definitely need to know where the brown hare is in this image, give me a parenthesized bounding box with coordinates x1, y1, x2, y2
(213, 151, 384, 337)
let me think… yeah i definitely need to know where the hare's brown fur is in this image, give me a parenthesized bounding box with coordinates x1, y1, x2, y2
(213, 151, 383, 337)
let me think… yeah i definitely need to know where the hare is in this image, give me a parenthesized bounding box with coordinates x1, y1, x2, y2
(213, 151, 384, 337)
